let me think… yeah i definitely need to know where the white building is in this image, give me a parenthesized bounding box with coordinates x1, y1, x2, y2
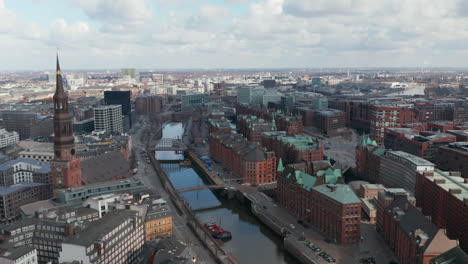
(93, 105, 123, 134)
(0, 158, 50, 185)
(59, 210, 144, 264)
(0, 129, 19, 148)
(0, 246, 38, 264)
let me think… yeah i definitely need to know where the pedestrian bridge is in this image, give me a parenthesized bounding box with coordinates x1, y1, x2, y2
(176, 184, 228, 194)
(154, 138, 188, 151)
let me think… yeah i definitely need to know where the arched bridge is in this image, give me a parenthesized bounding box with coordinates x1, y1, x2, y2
(176, 184, 229, 194)
(154, 138, 188, 151)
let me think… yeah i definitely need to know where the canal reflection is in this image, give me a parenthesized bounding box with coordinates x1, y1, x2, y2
(157, 123, 299, 264)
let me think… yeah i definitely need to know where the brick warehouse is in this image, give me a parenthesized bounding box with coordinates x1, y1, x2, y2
(261, 131, 324, 166)
(436, 142, 468, 178)
(355, 134, 385, 183)
(415, 170, 468, 253)
(236, 115, 276, 142)
(209, 131, 276, 185)
(278, 165, 361, 244)
(208, 117, 232, 134)
(376, 190, 458, 264)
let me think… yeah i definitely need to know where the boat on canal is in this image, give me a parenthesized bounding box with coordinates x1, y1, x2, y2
(203, 222, 232, 240)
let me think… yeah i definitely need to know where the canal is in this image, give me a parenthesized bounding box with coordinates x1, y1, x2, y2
(157, 122, 300, 264)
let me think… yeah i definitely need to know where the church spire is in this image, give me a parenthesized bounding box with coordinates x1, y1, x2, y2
(55, 54, 65, 95)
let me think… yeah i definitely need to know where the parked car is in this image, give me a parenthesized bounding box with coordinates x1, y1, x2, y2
(289, 224, 296, 229)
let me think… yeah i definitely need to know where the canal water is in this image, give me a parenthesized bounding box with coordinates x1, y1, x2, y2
(157, 122, 300, 264)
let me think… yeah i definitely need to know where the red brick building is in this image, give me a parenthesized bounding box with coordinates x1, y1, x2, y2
(237, 115, 276, 142)
(452, 108, 468, 122)
(376, 190, 458, 264)
(135, 94, 163, 115)
(273, 110, 304, 135)
(446, 130, 468, 142)
(313, 109, 346, 136)
(384, 128, 456, 161)
(209, 131, 276, 185)
(278, 166, 361, 244)
(415, 170, 468, 253)
(355, 134, 385, 183)
(435, 142, 468, 178)
(369, 105, 417, 144)
(261, 131, 323, 166)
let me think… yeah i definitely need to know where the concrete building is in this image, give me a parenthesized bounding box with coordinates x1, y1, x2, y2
(384, 128, 456, 161)
(93, 105, 123, 134)
(73, 118, 95, 134)
(237, 86, 264, 105)
(262, 90, 282, 106)
(181, 93, 205, 111)
(415, 170, 468, 253)
(18, 143, 54, 163)
(436, 142, 468, 178)
(278, 166, 361, 244)
(0, 158, 51, 186)
(0, 246, 38, 264)
(376, 190, 458, 264)
(429, 246, 468, 264)
(1, 111, 52, 140)
(0, 183, 51, 224)
(210, 131, 276, 185)
(0, 129, 19, 148)
(59, 210, 144, 264)
(261, 132, 324, 166)
(354, 183, 386, 223)
(379, 151, 435, 194)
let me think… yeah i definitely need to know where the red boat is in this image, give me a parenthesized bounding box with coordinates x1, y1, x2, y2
(203, 222, 232, 240)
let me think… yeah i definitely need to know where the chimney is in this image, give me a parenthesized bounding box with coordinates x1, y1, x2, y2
(328, 184, 337, 192)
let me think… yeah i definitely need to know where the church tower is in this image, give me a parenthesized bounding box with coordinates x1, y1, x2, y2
(51, 55, 82, 188)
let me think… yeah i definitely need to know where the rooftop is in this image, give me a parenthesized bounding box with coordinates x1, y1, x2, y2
(0, 182, 48, 196)
(314, 184, 361, 204)
(423, 170, 468, 203)
(385, 150, 435, 167)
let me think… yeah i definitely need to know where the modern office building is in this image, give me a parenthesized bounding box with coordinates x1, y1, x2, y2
(237, 86, 265, 105)
(104, 90, 132, 128)
(72, 118, 95, 134)
(59, 210, 144, 264)
(181, 93, 205, 111)
(1, 111, 53, 140)
(0, 158, 51, 186)
(93, 105, 123, 134)
(379, 151, 435, 194)
(369, 105, 417, 144)
(313, 109, 346, 136)
(0, 246, 38, 264)
(121, 68, 139, 80)
(0, 129, 19, 148)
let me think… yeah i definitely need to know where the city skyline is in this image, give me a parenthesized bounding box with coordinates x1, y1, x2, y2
(2, 0, 468, 70)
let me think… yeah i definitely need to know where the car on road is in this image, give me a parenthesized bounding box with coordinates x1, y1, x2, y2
(289, 224, 295, 229)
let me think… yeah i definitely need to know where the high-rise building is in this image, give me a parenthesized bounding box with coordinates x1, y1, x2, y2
(181, 93, 205, 111)
(135, 94, 163, 115)
(94, 105, 123, 134)
(51, 56, 82, 188)
(1, 111, 53, 140)
(104, 90, 132, 128)
(121, 68, 139, 80)
(237, 86, 265, 105)
(0, 129, 19, 148)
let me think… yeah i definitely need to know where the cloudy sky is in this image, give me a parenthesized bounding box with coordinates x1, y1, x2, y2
(1, 0, 468, 70)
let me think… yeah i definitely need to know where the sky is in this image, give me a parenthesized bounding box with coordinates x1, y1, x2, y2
(1, 0, 468, 70)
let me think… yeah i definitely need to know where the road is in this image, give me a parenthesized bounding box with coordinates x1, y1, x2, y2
(132, 117, 216, 264)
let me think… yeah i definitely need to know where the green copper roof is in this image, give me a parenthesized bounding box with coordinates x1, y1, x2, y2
(277, 159, 284, 172)
(274, 134, 319, 151)
(291, 170, 317, 191)
(316, 168, 341, 184)
(314, 184, 361, 204)
(359, 134, 378, 147)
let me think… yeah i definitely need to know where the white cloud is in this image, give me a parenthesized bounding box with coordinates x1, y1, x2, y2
(73, 0, 152, 24)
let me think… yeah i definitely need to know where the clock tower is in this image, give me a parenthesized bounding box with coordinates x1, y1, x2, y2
(51, 55, 82, 188)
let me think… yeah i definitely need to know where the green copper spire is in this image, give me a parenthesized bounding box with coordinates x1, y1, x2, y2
(277, 158, 284, 172)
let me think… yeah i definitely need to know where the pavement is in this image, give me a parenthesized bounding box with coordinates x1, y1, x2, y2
(131, 117, 216, 264)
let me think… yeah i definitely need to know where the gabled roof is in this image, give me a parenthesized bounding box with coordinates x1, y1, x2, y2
(313, 184, 361, 204)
